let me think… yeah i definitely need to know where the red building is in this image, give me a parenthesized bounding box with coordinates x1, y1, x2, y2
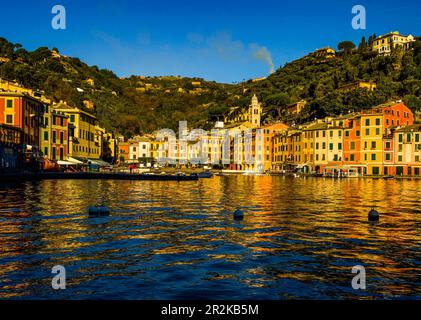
(0, 92, 44, 149)
(364, 102, 414, 128)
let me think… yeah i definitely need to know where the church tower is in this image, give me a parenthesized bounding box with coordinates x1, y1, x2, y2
(250, 94, 262, 127)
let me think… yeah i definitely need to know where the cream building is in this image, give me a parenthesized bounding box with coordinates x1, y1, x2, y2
(372, 31, 415, 55)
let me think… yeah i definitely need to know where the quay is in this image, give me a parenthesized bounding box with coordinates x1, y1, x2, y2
(0, 172, 199, 183)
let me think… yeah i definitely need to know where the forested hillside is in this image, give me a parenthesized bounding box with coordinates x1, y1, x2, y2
(1, 35, 420, 137)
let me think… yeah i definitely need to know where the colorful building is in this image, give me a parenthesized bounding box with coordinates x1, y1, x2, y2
(53, 102, 101, 161)
(394, 125, 421, 176)
(338, 81, 377, 92)
(361, 102, 413, 175)
(41, 107, 69, 161)
(372, 31, 415, 55)
(0, 124, 22, 170)
(118, 141, 130, 163)
(0, 92, 44, 149)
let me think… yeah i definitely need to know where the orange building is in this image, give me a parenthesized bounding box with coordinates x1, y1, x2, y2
(343, 115, 362, 164)
(0, 92, 44, 148)
(261, 122, 289, 171)
(118, 141, 130, 163)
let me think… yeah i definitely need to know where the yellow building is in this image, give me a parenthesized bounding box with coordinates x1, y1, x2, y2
(301, 127, 315, 172)
(150, 140, 167, 163)
(0, 78, 34, 96)
(311, 122, 329, 171)
(286, 100, 307, 115)
(372, 31, 415, 55)
(361, 113, 384, 175)
(272, 129, 302, 172)
(338, 81, 377, 92)
(326, 118, 344, 163)
(53, 102, 101, 161)
(40, 105, 69, 161)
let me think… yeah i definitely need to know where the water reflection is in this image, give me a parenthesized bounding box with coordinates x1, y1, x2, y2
(0, 177, 419, 299)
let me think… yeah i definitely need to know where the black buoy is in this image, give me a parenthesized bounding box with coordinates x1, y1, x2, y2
(233, 209, 244, 220)
(88, 205, 110, 216)
(368, 208, 379, 222)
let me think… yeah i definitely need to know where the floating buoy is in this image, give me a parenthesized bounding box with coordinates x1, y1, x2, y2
(88, 205, 110, 216)
(368, 208, 379, 222)
(233, 209, 244, 220)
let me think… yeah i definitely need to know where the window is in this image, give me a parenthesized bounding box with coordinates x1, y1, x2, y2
(365, 129, 370, 135)
(338, 143, 342, 150)
(398, 155, 402, 162)
(329, 143, 334, 151)
(416, 134, 420, 143)
(350, 142, 355, 150)
(376, 128, 380, 135)
(70, 115, 75, 122)
(386, 142, 391, 149)
(399, 134, 403, 143)
(376, 118, 381, 126)
(52, 148, 56, 160)
(6, 100, 13, 108)
(6, 115, 13, 124)
(386, 154, 391, 161)
(365, 119, 370, 126)
(44, 131, 49, 141)
(44, 147, 48, 156)
(60, 132, 64, 144)
(350, 154, 355, 161)
(371, 141, 376, 149)
(345, 131, 350, 137)
(52, 131, 56, 143)
(356, 130, 360, 137)
(371, 154, 376, 161)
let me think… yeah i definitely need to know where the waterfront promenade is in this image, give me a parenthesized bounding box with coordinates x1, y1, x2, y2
(0, 171, 199, 183)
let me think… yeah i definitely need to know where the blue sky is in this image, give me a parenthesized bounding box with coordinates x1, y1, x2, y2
(1, 0, 420, 83)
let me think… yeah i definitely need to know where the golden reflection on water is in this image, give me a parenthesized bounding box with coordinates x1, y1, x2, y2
(0, 176, 419, 299)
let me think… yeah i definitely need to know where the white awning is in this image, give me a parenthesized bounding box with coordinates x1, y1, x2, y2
(67, 157, 84, 164)
(88, 159, 111, 167)
(57, 160, 74, 166)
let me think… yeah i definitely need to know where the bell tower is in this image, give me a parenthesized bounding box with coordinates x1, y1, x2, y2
(250, 94, 262, 127)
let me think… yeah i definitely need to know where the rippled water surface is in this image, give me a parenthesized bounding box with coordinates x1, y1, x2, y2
(0, 176, 419, 299)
